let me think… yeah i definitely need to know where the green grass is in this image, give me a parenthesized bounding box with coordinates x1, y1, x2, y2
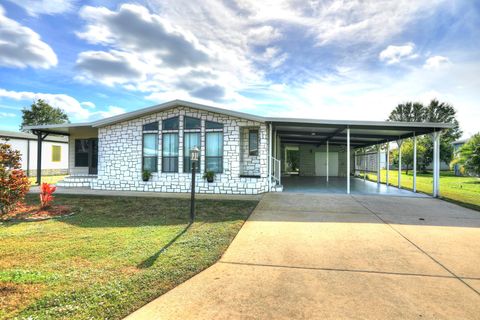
(360, 170, 480, 210)
(28, 175, 66, 186)
(0, 194, 257, 319)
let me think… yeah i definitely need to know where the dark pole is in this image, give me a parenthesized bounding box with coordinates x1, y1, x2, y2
(36, 131, 42, 185)
(190, 160, 196, 222)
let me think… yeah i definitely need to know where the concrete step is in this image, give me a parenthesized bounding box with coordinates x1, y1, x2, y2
(57, 175, 97, 188)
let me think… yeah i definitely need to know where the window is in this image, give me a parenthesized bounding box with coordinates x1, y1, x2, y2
(143, 134, 158, 172)
(248, 129, 258, 156)
(162, 133, 179, 172)
(75, 139, 89, 167)
(184, 132, 200, 172)
(163, 117, 179, 130)
(185, 116, 201, 129)
(206, 132, 223, 173)
(143, 122, 158, 131)
(206, 120, 223, 130)
(51, 145, 61, 162)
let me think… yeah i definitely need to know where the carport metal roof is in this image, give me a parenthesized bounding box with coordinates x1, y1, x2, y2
(269, 118, 452, 148)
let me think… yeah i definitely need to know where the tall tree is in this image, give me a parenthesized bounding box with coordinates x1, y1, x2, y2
(450, 133, 480, 176)
(20, 99, 69, 132)
(391, 139, 427, 174)
(423, 99, 462, 142)
(387, 102, 424, 122)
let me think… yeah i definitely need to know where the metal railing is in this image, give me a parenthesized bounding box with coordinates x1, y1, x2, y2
(270, 156, 281, 187)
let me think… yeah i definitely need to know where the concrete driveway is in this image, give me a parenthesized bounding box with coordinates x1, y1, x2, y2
(126, 193, 480, 319)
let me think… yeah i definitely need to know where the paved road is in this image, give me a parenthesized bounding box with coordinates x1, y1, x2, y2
(126, 193, 480, 319)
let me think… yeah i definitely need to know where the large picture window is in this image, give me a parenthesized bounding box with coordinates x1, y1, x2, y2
(206, 131, 223, 173)
(143, 133, 158, 172)
(75, 139, 89, 167)
(162, 133, 179, 172)
(184, 132, 200, 172)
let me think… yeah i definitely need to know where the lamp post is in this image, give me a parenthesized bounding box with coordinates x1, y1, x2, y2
(190, 146, 199, 222)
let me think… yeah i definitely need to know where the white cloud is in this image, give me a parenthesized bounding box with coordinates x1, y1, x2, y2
(0, 5, 57, 69)
(0, 112, 16, 117)
(5, 0, 76, 16)
(379, 43, 418, 64)
(423, 55, 451, 70)
(0, 88, 126, 121)
(247, 26, 282, 45)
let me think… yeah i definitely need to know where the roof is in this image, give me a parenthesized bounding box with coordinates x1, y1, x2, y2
(453, 138, 468, 145)
(24, 99, 454, 148)
(0, 130, 68, 143)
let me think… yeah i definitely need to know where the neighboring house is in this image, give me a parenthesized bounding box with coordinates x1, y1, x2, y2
(25, 100, 451, 195)
(452, 138, 468, 176)
(0, 130, 69, 176)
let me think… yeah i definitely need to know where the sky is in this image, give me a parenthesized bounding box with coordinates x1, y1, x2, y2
(0, 0, 479, 138)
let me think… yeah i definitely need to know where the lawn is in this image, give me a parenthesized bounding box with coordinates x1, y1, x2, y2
(28, 175, 66, 186)
(360, 170, 480, 210)
(0, 194, 257, 319)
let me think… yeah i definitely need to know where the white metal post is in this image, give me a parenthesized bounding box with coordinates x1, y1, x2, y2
(363, 149, 367, 181)
(377, 145, 381, 186)
(413, 134, 417, 192)
(347, 127, 350, 194)
(326, 140, 329, 182)
(268, 123, 272, 192)
(386, 142, 390, 187)
(397, 139, 403, 189)
(432, 131, 441, 197)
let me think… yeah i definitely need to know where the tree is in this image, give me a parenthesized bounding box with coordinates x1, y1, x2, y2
(424, 99, 462, 142)
(451, 133, 480, 176)
(386, 99, 462, 172)
(387, 102, 424, 122)
(0, 139, 30, 215)
(391, 139, 427, 174)
(21, 99, 69, 131)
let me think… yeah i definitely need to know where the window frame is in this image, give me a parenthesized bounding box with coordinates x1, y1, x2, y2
(162, 132, 179, 173)
(205, 130, 224, 173)
(51, 145, 61, 162)
(183, 131, 201, 173)
(142, 132, 158, 173)
(248, 129, 259, 156)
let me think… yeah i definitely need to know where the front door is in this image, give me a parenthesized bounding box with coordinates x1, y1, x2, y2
(88, 138, 98, 174)
(315, 152, 339, 176)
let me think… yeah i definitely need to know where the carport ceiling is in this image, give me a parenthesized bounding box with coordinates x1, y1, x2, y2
(270, 118, 452, 148)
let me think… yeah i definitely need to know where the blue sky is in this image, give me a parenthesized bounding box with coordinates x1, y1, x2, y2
(0, 0, 479, 138)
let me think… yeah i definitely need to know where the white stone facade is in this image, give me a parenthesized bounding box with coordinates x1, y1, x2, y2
(91, 106, 270, 194)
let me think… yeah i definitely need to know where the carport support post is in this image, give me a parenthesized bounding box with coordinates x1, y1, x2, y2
(363, 149, 366, 181)
(34, 130, 48, 185)
(386, 142, 389, 187)
(268, 123, 272, 191)
(326, 140, 329, 182)
(397, 139, 403, 189)
(346, 127, 350, 194)
(413, 134, 417, 192)
(432, 131, 441, 197)
(376, 145, 381, 186)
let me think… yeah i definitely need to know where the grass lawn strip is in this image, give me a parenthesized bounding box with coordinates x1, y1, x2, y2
(0, 194, 257, 319)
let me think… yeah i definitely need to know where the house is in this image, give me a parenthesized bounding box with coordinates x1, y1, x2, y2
(25, 100, 451, 196)
(0, 130, 68, 177)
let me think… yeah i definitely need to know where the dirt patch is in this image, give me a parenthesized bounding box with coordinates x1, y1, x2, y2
(0, 282, 44, 317)
(1, 203, 72, 222)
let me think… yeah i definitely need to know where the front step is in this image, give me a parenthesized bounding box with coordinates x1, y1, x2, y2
(271, 184, 283, 192)
(57, 175, 97, 188)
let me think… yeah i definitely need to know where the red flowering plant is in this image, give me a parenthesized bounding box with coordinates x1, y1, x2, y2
(40, 183, 56, 209)
(0, 139, 30, 215)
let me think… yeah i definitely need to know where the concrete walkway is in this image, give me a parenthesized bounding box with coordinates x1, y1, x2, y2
(126, 193, 480, 319)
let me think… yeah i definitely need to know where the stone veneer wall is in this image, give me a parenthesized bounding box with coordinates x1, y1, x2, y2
(240, 127, 261, 176)
(91, 106, 270, 194)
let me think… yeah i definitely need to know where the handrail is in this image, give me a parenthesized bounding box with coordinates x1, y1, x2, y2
(269, 155, 281, 188)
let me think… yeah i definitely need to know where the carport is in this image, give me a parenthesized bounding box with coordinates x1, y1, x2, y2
(267, 119, 452, 197)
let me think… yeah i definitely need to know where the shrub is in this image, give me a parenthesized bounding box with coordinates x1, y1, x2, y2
(0, 139, 30, 215)
(40, 183, 56, 209)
